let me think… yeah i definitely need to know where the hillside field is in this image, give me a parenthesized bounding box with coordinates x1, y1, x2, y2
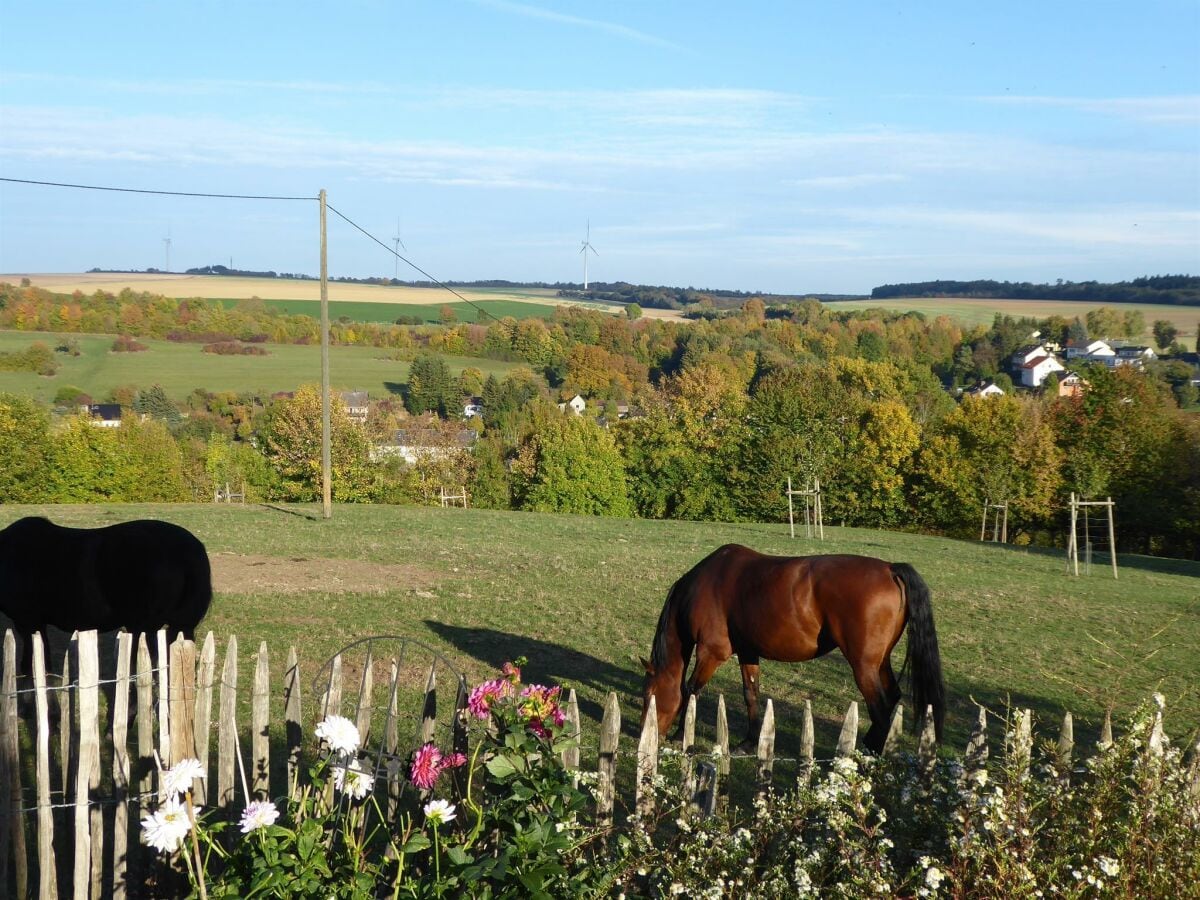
(0, 330, 518, 403)
(6, 273, 627, 315)
(825, 296, 1200, 339)
(1, 503, 1195, 759)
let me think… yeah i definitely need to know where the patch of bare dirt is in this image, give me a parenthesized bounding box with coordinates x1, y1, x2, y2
(210, 553, 439, 595)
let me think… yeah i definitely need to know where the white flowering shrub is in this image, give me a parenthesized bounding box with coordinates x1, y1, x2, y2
(617, 698, 1199, 898)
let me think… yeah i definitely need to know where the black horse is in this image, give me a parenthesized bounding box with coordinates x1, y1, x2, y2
(0, 517, 212, 677)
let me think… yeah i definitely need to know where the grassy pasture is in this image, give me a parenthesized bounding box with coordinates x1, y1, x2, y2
(0, 329, 518, 403)
(1, 503, 1195, 762)
(823, 296, 1200, 340)
(216, 297, 557, 324)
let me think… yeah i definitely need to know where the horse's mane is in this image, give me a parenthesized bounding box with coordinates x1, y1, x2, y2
(650, 570, 690, 671)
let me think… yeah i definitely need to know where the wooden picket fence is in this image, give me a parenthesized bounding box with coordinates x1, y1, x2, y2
(0, 627, 1136, 899)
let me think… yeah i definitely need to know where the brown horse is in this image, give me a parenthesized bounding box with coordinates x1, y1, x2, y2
(640, 544, 944, 753)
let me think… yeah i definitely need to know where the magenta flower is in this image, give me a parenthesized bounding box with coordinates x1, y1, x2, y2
(410, 743, 443, 790)
(517, 684, 564, 738)
(409, 743, 466, 790)
(467, 678, 511, 720)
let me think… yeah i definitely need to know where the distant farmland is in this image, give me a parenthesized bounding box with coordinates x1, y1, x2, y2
(6, 273, 628, 320)
(824, 296, 1199, 339)
(0, 330, 519, 403)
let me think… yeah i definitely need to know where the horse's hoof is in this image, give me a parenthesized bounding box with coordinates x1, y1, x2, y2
(734, 740, 755, 754)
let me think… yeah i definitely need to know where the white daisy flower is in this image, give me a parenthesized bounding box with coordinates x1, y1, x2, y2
(140, 797, 199, 854)
(239, 800, 281, 833)
(315, 715, 361, 754)
(160, 758, 205, 798)
(333, 758, 373, 800)
(423, 798, 457, 825)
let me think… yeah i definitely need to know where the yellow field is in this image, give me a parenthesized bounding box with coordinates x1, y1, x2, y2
(3, 272, 636, 314)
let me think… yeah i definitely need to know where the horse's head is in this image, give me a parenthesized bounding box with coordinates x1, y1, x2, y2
(639, 656, 680, 738)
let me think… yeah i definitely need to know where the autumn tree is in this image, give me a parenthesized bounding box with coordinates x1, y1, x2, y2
(510, 403, 631, 516)
(257, 384, 373, 501)
(0, 393, 53, 501)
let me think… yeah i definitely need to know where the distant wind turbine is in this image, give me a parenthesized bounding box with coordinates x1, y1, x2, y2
(579, 220, 598, 290)
(162, 226, 172, 273)
(392, 218, 406, 279)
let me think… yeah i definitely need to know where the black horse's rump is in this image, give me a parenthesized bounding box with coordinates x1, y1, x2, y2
(0, 517, 212, 669)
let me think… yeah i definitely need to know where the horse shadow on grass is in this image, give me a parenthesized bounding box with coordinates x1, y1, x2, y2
(424, 621, 645, 736)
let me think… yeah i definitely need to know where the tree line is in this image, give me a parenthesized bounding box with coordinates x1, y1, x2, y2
(871, 276, 1200, 306)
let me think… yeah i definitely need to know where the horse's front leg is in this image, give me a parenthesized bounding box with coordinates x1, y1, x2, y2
(738, 658, 761, 750)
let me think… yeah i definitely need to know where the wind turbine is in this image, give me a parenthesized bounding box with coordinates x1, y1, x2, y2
(162, 225, 172, 273)
(579, 220, 598, 291)
(392, 218, 406, 279)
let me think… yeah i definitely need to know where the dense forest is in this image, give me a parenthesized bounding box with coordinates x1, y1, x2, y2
(872, 276, 1200, 305)
(1, 280, 1198, 558)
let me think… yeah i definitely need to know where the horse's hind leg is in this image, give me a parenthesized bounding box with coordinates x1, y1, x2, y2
(852, 658, 896, 754)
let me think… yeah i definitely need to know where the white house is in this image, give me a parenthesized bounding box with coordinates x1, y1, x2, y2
(557, 394, 586, 416)
(1114, 345, 1156, 365)
(1011, 344, 1049, 368)
(372, 428, 476, 464)
(463, 397, 484, 419)
(341, 391, 369, 424)
(963, 380, 1005, 398)
(1019, 354, 1066, 388)
(1064, 339, 1115, 360)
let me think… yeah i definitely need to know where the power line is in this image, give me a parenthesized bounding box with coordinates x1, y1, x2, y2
(3, 175, 501, 323)
(0, 176, 315, 201)
(325, 203, 500, 323)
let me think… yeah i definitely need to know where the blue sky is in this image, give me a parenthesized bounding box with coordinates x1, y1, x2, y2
(1, 0, 1197, 294)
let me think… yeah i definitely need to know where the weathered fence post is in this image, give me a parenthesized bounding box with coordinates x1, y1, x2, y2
(217, 635, 238, 812)
(321, 653, 343, 720)
(693, 761, 717, 818)
(1008, 709, 1033, 778)
(169, 635, 197, 768)
(715, 694, 730, 813)
(31, 634, 58, 900)
(836, 701, 859, 757)
(1, 630, 29, 899)
(384, 660, 403, 818)
(1058, 711, 1074, 782)
(1148, 696, 1166, 759)
(882, 703, 904, 756)
(756, 699, 776, 797)
(252, 642, 270, 798)
(681, 695, 697, 803)
(798, 699, 814, 782)
(73, 631, 99, 900)
(112, 631, 133, 900)
(450, 678, 470, 803)
(284, 647, 303, 800)
(965, 706, 988, 775)
(157, 630, 170, 776)
(194, 633, 217, 807)
(135, 635, 154, 802)
(636, 696, 659, 823)
(596, 692, 620, 829)
(355, 644, 375, 746)
(561, 689, 581, 783)
(1099, 709, 1113, 752)
(419, 664, 438, 746)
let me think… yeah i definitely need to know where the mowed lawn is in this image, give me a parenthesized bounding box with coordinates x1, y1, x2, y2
(0, 330, 518, 403)
(824, 296, 1200, 340)
(1, 503, 1195, 759)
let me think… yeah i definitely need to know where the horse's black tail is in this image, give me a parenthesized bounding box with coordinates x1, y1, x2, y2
(893, 563, 945, 742)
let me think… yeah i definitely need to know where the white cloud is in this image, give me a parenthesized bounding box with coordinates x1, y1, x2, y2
(789, 173, 907, 189)
(979, 94, 1200, 125)
(471, 0, 681, 50)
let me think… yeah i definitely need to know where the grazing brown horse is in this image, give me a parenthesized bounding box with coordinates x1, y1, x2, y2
(640, 544, 945, 753)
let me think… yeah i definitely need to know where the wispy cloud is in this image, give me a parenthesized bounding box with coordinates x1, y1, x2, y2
(789, 173, 907, 189)
(979, 94, 1200, 125)
(471, 0, 681, 50)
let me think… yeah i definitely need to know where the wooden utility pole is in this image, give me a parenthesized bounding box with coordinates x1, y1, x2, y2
(319, 189, 332, 519)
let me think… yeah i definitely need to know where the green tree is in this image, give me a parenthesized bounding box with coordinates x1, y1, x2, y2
(406, 352, 454, 416)
(257, 385, 373, 501)
(0, 393, 53, 502)
(625, 303, 643, 320)
(510, 404, 631, 516)
(912, 395, 1062, 537)
(469, 433, 511, 509)
(116, 418, 188, 500)
(133, 384, 183, 427)
(1152, 320, 1179, 351)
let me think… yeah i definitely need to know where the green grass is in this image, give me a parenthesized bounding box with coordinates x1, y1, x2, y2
(0, 330, 518, 403)
(215, 298, 557, 324)
(1, 503, 1196, 761)
(823, 296, 1200, 338)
